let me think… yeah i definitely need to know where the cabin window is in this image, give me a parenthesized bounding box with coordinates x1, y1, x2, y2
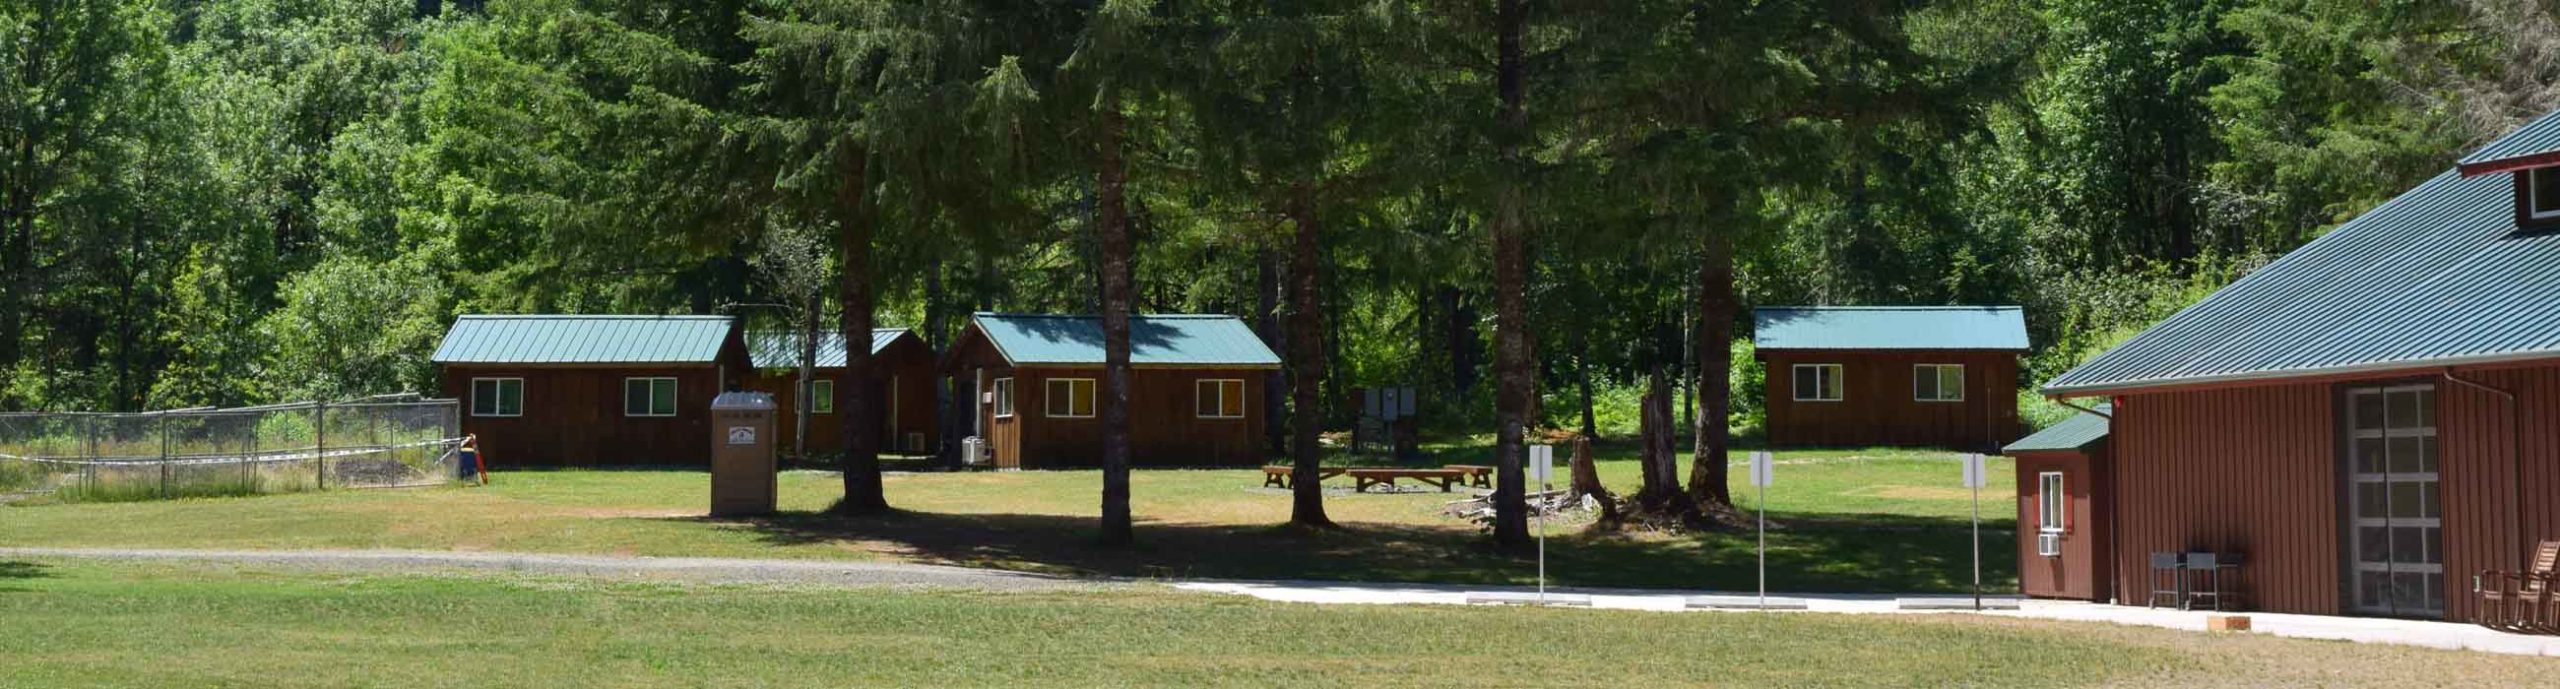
(470, 378, 523, 417)
(1914, 364, 1965, 402)
(1791, 364, 1843, 402)
(623, 377, 678, 417)
(992, 378, 1014, 418)
(809, 379, 834, 414)
(2038, 471, 2065, 533)
(1197, 379, 1246, 418)
(2534, 168, 2560, 219)
(1047, 378, 1096, 418)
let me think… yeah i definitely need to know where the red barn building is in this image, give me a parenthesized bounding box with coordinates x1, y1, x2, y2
(946, 313, 1277, 469)
(1754, 306, 2028, 451)
(2031, 111, 2560, 621)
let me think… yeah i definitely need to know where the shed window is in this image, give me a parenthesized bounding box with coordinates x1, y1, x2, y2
(992, 378, 1014, 418)
(2534, 168, 2560, 219)
(810, 379, 834, 415)
(1791, 364, 1844, 402)
(623, 378, 677, 417)
(1198, 379, 1245, 418)
(1047, 378, 1096, 418)
(2038, 471, 2065, 534)
(1914, 364, 1965, 402)
(471, 378, 523, 417)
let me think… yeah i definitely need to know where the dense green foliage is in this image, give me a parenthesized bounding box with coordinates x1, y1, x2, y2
(3, 0, 2553, 433)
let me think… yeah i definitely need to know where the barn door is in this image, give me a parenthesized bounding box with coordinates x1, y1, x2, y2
(2344, 385, 2442, 618)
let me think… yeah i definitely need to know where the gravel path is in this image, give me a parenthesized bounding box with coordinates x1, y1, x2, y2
(0, 547, 1107, 591)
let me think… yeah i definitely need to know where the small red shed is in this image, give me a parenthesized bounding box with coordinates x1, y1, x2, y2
(2004, 404, 2113, 602)
(740, 329, 940, 456)
(1754, 306, 2029, 451)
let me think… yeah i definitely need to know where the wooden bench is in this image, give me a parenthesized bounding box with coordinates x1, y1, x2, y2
(1443, 464, 1494, 488)
(1349, 468, 1468, 493)
(1261, 466, 1346, 489)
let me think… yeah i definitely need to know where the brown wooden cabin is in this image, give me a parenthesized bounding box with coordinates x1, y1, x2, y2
(945, 312, 1277, 469)
(2030, 113, 2560, 620)
(2005, 405, 2114, 602)
(1754, 306, 2028, 451)
(432, 315, 749, 467)
(738, 329, 939, 457)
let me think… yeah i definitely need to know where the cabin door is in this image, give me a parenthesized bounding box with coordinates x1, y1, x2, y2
(2343, 385, 2443, 618)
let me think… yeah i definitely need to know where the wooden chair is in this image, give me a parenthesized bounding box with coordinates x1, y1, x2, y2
(2477, 540, 2560, 632)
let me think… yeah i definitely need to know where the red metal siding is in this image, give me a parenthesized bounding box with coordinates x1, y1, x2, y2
(1761, 350, 2021, 450)
(2015, 448, 2112, 601)
(741, 337, 940, 456)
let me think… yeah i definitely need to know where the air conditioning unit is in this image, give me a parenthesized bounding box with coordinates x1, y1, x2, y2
(961, 437, 990, 467)
(2037, 532, 2062, 557)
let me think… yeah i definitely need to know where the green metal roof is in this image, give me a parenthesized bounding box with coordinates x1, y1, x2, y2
(971, 313, 1280, 368)
(431, 315, 734, 365)
(2045, 164, 2560, 395)
(1753, 306, 2029, 351)
(746, 329, 913, 369)
(2004, 404, 2110, 454)
(2458, 109, 2560, 172)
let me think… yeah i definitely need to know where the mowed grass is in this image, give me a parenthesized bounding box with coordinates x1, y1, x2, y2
(1, 559, 2552, 689)
(1, 446, 2015, 591)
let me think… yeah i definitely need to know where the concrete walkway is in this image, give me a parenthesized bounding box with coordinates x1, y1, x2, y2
(0, 547, 1096, 591)
(1174, 579, 2560, 657)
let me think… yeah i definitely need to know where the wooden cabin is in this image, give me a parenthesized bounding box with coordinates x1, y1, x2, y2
(739, 329, 939, 456)
(432, 315, 749, 467)
(1754, 306, 2028, 451)
(945, 313, 1277, 469)
(2005, 405, 2113, 602)
(2033, 110, 2560, 620)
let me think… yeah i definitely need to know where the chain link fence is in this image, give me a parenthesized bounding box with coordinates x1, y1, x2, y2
(0, 396, 464, 502)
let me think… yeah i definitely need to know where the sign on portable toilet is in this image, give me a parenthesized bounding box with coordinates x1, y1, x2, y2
(710, 391, 778, 517)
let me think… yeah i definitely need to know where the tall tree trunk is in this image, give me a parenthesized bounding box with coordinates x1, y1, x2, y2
(1686, 225, 1735, 507)
(1257, 248, 1286, 454)
(925, 255, 956, 467)
(1286, 186, 1333, 527)
(1574, 327, 1596, 440)
(796, 295, 818, 460)
(834, 153, 888, 515)
(1097, 101, 1136, 546)
(1488, 0, 1532, 549)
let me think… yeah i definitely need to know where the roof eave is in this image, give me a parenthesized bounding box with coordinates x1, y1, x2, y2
(2457, 150, 2560, 177)
(2040, 349, 2560, 398)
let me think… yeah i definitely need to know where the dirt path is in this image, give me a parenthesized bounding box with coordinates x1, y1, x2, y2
(0, 547, 1107, 591)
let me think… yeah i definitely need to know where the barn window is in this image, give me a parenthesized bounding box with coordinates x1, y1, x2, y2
(470, 378, 522, 417)
(1197, 379, 1245, 418)
(623, 377, 677, 417)
(1047, 378, 1096, 418)
(810, 379, 834, 414)
(2533, 168, 2560, 219)
(1914, 364, 1965, 402)
(1791, 364, 1843, 401)
(992, 378, 1014, 418)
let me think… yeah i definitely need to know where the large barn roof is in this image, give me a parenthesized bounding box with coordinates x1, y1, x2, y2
(745, 329, 913, 369)
(969, 313, 1280, 368)
(2046, 121, 2560, 396)
(2456, 109, 2560, 176)
(2004, 404, 2110, 454)
(431, 315, 735, 365)
(1752, 306, 2029, 351)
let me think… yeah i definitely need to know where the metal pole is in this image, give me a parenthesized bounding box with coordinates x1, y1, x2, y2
(315, 402, 327, 491)
(1972, 465, 1983, 611)
(1758, 475, 1768, 610)
(159, 413, 171, 498)
(1536, 469, 1548, 605)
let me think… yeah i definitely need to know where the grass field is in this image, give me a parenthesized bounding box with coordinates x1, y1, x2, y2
(0, 559, 2549, 688)
(1, 446, 2011, 591)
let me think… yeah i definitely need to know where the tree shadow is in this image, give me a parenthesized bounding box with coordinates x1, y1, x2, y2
(0, 561, 54, 593)
(666, 508, 2016, 593)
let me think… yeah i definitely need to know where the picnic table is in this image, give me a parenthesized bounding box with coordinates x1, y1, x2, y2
(1348, 467, 1467, 493)
(1442, 464, 1494, 488)
(1261, 466, 1347, 489)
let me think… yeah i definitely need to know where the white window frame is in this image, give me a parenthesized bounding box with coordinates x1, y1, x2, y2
(1914, 364, 1965, 402)
(1791, 364, 1844, 402)
(623, 377, 679, 418)
(2038, 471, 2065, 534)
(2533, 168, 2560, 219)
(470, 378, 523, 418)
(992, 377, 1014, 418)
(1046, 378, 1096, 419)
(809, 379, 835, 415)
(1197, 379, 1246, 419)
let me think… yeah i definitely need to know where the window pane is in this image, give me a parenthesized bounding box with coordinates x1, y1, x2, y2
(1047, 380, 1068, 416)
(1821, 366, 1842, 400)
(500, 381, 522, 415)
(652, 379, 677, 415)
(1940, 366, 1963, 399)
(2359, 527, 2391, 563)
(2355, 437, 2385, 473)
(474, 382, 496, 415)
(1794, 366, 1817, 398)
(2536, 168, 2560, 214)
(2388, 391, 2419, 430)
(1076, 380, 1095, 416)
(812, 380, 834, 414)
(1915, 367, 1938, 400)
(2417, 390, 2436, 427)
(2388, 437, 2422, 474)
(625, 380, 649, 416)
(1197, 381, 1217, 417)
(2354, 393, 2384, 430)
(1224, 381, 1244, 415)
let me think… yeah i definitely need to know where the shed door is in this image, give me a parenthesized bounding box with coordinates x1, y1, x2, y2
(2344, 385, 2442, 618)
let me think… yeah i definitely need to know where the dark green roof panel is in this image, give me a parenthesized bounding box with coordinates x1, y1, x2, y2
(2458, 109, 2560, 167)
(2004, 404, 2110, 453)
(973, 313, 1280, 367)
(746, 329, 912, 369)
(1753, 306, 2029, 351)
(432, 315, 734, 364)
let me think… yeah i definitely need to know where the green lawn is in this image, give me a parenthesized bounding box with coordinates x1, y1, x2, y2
(2, 446, 2015, 591)
(0, 559, 2549, 688)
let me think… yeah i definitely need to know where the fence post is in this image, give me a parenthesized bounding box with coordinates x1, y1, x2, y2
(315, 402, 328, 491)
(245, 411, 258, 489)
(159, 412, 171, 499)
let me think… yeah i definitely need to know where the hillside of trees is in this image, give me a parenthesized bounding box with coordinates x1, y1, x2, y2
(5, 0, 2554, 428)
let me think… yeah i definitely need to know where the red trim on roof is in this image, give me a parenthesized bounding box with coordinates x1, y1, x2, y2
(2457, 150, 2560, 177)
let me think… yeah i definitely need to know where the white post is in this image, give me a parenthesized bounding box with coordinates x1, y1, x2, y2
(1751, 450, 1773, 610)
(1963, 452, 1985, 611)
(1530, 444, 1552, 605)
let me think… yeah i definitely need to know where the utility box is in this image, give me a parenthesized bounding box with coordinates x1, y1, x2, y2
(709, 391, 777, 517)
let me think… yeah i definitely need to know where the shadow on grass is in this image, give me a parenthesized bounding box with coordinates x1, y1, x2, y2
(0, 560, 53, 593)
(679, 508, 2016, 593)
